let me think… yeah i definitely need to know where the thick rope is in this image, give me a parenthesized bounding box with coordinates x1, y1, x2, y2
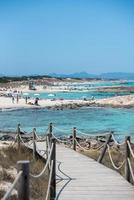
(127, 141, 134, 159)
(107, 144, 125, 170)
(52, 133, 72, 144)
(2, 171, 22, 200)
(35, 127, 49, 141)
(21, 129, 31, 134)
(112, 134, 125, 146)
(77, 130, 109, 137)
(75, 138, 104, 151)
(53, 126, 71, 134)
(75, 138, 90, 151)
(19, 135, 30, 148)
(30, 143, 53, 179)
(44, 127, 49, 135)
(34, 132, 42, 140)
(9, 134, 18, 148)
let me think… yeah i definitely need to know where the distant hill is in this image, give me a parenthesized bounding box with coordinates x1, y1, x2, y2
(49, 72, 98, 79)
(100, 72, 134, 80)
(1, 72, 134, 80)
(49, 72, 134, 80)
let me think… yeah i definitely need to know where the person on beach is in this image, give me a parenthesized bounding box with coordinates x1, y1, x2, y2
(25, 96, 28, 104)
(34, 97, 39, 105)
(12, 96, 15, 103)
(91, 96, 95, 100)
(16, 94, 19, 104)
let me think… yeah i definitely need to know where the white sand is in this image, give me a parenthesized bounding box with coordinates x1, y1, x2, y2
(0, 94, 134, 110)
(0, 96, 92, 110)
(95, 95, 134, 107)
(1, 81, 134, 109)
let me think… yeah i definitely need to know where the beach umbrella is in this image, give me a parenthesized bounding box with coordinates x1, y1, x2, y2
(48, 93, 55, 97)
(23, 93, 29, 96)
(81, 96, 87, 99)
(34, 93, 40, 96)
(6, 91, 12, 95)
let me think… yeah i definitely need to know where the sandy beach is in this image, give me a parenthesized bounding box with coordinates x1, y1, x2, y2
(0, 96, 94, 110)
(95, 94, 134, 108)
(0, 94, 134, 110)
(1, 80, 134, 110)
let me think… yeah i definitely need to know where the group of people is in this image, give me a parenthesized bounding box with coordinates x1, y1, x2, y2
(11, 94, 19, 104)
(11, 95, 39, 106)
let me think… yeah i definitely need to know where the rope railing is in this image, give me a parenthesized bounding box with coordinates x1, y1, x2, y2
(2, 123, 134, 200)
(74, 138, 105, 151)
(2, 160, 30, 200)
(52, 132, 73, 144)
(30, 143, 54, 179)
(111, 134, 125, 146)
(2, 123, 57, 200)
(53, 125, 72, 133)
(107, 144, 125, 170)
(48, 123, 134, 186)
(9, 134, 18, 148)
(2, 125, 56, 200)
(77, 129, 109, 137)
(19, 134, 29, 147)
(74, 138, 90, 151)
(52, 133, 67, 143)
(2, 171, 22, 200)
(34, 127, 49, 141)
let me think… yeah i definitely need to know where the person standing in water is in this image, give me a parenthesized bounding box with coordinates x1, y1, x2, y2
(25, 96, 28, 104)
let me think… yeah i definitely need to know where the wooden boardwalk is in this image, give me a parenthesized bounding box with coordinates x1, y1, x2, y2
(55, 144, 134, 200)
(33, 141, 134, 200)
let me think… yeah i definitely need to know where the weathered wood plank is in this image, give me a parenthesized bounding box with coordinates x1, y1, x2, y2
(56, 144, 134, 200)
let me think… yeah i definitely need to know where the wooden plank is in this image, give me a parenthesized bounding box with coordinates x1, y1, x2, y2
(56, 144, 134, 200)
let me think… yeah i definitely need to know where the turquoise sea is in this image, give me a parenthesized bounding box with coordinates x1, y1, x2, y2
(1, 80, 134, 140)
(24, 80, 134, 100)
(1, 107, 134, 140)
(26, 91, 130, 100)
(64, 80, 134, 87)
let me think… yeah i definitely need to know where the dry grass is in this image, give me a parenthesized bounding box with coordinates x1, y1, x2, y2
(0, 145, 48, 199)
(0, 190, 17, 200)
(0, 168, 14, 182)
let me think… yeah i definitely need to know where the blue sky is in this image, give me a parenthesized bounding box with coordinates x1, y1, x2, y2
(0, 0, 134, 75)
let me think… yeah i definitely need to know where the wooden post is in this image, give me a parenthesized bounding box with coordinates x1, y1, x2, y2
(17, 160, 30, 200)
(98, 134, 112, 163)
(17, 124, 21, 150)
(46, 135, 48, 160)
(33, 128, 37, 160)
(73, 127, 77, 151)
(50, 138, 56, 200)
(48, 123, 53, 146)
(125, 136, 131, 182)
